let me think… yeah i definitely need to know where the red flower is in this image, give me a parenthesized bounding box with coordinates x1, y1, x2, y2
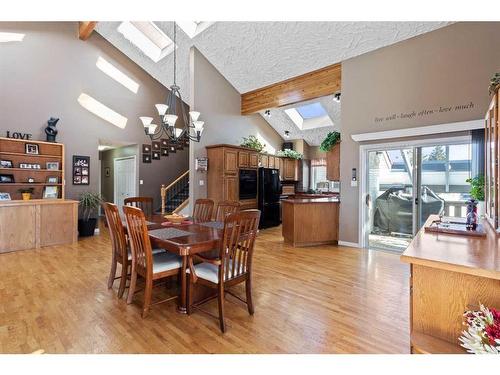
(485, 323, 500, 345)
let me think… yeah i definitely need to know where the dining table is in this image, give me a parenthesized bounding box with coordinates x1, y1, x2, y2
(126, 214, 224, 313)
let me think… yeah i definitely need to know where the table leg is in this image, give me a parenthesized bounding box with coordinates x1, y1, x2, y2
(177, 255, 188, 314)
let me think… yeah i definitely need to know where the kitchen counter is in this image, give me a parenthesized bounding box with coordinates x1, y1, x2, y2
(400, 215, 500, 354)
(281, 198, 339, 247)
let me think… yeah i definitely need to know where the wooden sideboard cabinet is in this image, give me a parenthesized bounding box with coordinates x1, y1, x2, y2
(260, 154, 269, 168)
(326, 144, 340, 181)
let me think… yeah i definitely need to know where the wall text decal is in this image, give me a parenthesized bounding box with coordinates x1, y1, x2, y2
(5, 131, 33, 140)
(374, 101, 475, 124)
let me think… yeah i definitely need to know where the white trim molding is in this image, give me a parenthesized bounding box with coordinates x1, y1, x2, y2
(351, 119, 483, 142)
(338, 241, 360, 248)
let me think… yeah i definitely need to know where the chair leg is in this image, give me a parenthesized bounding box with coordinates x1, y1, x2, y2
(217, 283, 226, 333)
(107, 256, 117, 289)
(127, 265, 137, 305)
(142, 277, 153, 318)
(245, 277, 254, 315)
(186, 274, 193, 315)
(117, 262, 128, 299)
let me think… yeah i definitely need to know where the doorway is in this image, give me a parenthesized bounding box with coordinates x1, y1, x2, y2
(114, 156, 137, 213)
(360, 136, 473, 252)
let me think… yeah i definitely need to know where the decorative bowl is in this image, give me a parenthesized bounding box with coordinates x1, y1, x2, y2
(164, 214, 185, 224)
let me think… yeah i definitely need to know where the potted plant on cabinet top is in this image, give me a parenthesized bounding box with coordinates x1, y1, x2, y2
(466, 175, 485, 217)
(78, 191, 102, 237)
(320, 131, 341, 152)
(240, 135, 265, 153)
(18, 187, 34, 201)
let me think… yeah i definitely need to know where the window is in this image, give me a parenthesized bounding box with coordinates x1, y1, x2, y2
(284, 102, 333, 130)
(176, 21, 214, 38)
(0, 32, 25, 43)
(117, 22, 175, 63)
(310, 159, 328, 191)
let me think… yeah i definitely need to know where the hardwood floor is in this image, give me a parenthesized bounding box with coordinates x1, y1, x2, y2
(0, 224, 410, 353)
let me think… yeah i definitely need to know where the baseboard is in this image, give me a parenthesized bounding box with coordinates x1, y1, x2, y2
(338, 241, 360, 248)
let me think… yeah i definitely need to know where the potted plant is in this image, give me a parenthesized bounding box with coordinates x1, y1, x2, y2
(489, 72, 500, 96)
(18, 187, 34, 200)
(466, 175, 485, 217)
(78, 191, 102, 237)
(240, 135, 265, 152)
(319, 131, 341, 152)
(276, 149, 303, 159)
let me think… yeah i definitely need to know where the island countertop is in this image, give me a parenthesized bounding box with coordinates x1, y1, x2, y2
(401, 215, 500, 280)
(282, 197, 340, 204)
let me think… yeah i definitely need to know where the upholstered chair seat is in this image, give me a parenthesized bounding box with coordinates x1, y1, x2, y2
(152, 252, 183, 273)
(186, 260, 243, 284)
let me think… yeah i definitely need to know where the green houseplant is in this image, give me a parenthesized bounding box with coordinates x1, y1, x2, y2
(240, 135, 265, 152)
(78, 191, 102, 237)
(466, 175, 485, 201)
(320, 131, 341, 152)
(276, 149, 303, 160)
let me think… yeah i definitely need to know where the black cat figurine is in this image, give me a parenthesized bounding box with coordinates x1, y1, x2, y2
(45, 117, 59, 142)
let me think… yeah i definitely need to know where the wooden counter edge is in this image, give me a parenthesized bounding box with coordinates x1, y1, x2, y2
(0, 199, 78, 207)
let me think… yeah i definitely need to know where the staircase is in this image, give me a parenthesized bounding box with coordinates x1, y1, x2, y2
(159, 171, 189, 214)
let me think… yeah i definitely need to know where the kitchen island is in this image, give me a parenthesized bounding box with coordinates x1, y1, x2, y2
(401, 215, 500, 354)
(282, 197, 339, 247)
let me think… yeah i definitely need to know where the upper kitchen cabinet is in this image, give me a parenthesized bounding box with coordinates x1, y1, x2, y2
(326, 144, 340, 181)
(283, 158, 299, 181)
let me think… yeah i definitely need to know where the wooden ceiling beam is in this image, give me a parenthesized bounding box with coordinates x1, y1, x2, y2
(241, 62, 341, 115)
(78, 21, 98, 41)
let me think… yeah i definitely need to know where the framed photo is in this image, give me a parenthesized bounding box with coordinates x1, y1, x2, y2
(160, 139, 169, 148)
(43, 186, 58, 199)
(161, 148, 169, 157)
(0, 174, 15, 183)
(47, 177, 58, 184)
(46, 161, 59, 170)
(142, 153, 151, 163)
(105, 167, 110, 177)
(152, 141, 161, 151)
(0, 160, 13, 168)
(152, 151, 160, 160)
(0, 192, 11, 200)
(73, 156, 90, 185)
(169, 145, 176, 154)
(25, 143, 39, 155)
(142, 144, 151, 153)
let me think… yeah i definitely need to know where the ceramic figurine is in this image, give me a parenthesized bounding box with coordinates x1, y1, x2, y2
(45, 117, 59, 142)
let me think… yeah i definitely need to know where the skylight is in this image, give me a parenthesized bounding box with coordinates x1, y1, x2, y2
(296, 103, 327, 119)
(117, 22, 175, 63)
(176, 21, 214, 38)
(0, 32, 25, 43)
(96, 57, 139, 93)
(284, 102, 333, 130)
(78, 93, 128, 129)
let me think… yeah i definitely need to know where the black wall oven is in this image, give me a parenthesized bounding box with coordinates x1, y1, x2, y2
(239, 169, 258, 200)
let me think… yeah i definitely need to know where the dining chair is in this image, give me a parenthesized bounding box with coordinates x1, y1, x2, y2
(102, 202, 129, 298)
(186, 209, 261, 332)
(215, 200, 241, 222)
(123, 205, 182, 317)
(124, 196, 154, 217)
(192, 198, 215, 223)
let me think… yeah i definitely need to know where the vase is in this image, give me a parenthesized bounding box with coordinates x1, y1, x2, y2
(477, 200, 485, 218)
(22, 193, 31, 201)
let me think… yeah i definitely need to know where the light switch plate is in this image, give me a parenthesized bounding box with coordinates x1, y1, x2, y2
(199, 180, 205, 186)
(351, 180, 358, 187)
(139, 179, 144, 185)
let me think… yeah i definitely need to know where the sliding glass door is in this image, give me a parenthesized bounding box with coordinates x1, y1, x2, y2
(364, 140, 472, 252)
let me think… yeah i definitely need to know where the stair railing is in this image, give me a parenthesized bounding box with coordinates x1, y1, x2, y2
(160, 170, 189, 215)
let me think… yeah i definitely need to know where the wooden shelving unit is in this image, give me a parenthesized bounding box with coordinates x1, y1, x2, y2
(0, 137, 65, 200)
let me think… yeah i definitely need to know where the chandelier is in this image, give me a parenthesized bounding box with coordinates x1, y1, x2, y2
(140, 22, 204, 142)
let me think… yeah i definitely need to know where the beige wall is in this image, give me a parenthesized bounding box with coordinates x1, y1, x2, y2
(340, 22, 500, 244)
(188, 47, 283, 207)
(0, 22, 188, 206)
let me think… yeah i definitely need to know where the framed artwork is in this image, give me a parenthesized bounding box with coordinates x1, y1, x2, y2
(168, 145, 176, 154)
(47, 177, 58, 184)
(161, 148, 169, 157)
(142, 144, 151, 153)
(46, 161, 59, 170)
(0, 160, 13, 168)
(0, 174, 15, 183)
(0, 192, 11, 200)
(25, 143, 39, 155)
(73, 155, 90, 185)
(143, 154, 151, 163)
(152, 151, 160, 160)
(43, 186, 58, 199)
(160, 139, 169, 148)
(152, 141, 161, 151)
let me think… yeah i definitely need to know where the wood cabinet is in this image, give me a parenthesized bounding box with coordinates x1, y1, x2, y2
(249, 152, 259, 168)
(485, 90, 499, 229)
(260, 154, 269, 168)
(238, 151, 249, 168)
(283, 158, 298, 181)
(268, 155, 275, 169)
(223, 175, 238, 201)
(326, 144, 340, 181)
(224, 149, 238, 174)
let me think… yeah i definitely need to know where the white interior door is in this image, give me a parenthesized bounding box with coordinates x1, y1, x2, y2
(114, 156, 137, 214)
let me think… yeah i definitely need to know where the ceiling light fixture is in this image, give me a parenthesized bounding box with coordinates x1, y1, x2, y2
(333, 92, 341, 102)
(264, 109, 271, 117)
(284, 130, 290, 138)
(140, 22, 204, 143)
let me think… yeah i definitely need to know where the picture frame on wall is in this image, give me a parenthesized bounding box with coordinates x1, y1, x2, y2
(0, 192, 11, 200)
(73, 155, 90, 185)
(152, 141, 161, 151)
(46, 161, 59, 170)
(160, 139, 169, 148)
(0, 160, 13, 168)
(47, 176, 58, 184)
(0, 174, 15, 183)
(169, 145, 176, 153)
(142, 144, 151, 153)
(142, 153, 151, 163)
(161, 148, 169, 157)
(43, 186, 58, 199)
(25, 143, 39, 155)
(152, 151, 160, 160)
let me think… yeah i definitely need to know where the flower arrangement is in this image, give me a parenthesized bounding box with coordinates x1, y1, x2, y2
(459, 304, 500, 354)
(240, 135, 265, 152)
(276, 149, 303, 160)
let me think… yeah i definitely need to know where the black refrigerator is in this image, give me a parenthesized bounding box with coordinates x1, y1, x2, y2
(258, 168, 281, 228)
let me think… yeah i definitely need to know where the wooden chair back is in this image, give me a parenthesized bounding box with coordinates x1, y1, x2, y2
(219, 210, 261, 282)
(215, 200, 241, 222)
(123, 205, 153, 278)
(124, 196, 154, 217)
(101, 202, 128, 263)
(193, 199, 214, 223)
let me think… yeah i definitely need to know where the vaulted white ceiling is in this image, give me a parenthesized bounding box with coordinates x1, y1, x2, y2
(96, 21, 451, 145)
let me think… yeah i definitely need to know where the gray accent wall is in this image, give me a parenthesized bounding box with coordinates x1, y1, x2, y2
(0, 22, 188, 207)
(188, 47, 284, 210)
(339, 22, 500, 244)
